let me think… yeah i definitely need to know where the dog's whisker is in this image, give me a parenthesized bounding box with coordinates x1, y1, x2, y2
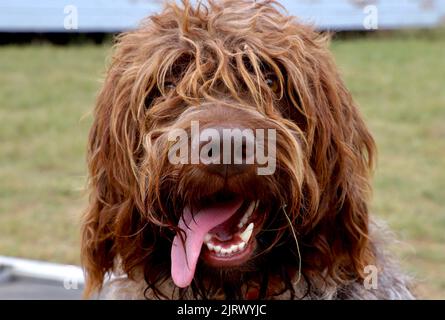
(281, 204, 302, 286)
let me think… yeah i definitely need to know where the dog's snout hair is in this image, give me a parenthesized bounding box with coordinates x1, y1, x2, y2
(81, 0, 414, 300)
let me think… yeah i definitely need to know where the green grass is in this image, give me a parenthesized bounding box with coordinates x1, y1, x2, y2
(332, 31, 445, 299)
(0, 31, 444, 298)
(0, 46, 107, 263)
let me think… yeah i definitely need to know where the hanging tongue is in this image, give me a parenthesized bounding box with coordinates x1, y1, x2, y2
(171, 198, 243, 288)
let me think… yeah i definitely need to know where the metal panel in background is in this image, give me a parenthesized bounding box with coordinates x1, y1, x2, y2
(0, 0, 444, 32)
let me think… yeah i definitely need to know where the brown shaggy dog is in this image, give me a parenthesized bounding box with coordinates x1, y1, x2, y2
(81, 0, 414, 299)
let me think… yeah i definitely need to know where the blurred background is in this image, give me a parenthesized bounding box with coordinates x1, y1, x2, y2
(0, 0, 444, 299)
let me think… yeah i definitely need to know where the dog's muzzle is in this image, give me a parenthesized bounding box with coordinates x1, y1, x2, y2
(168, 104, 277, 287)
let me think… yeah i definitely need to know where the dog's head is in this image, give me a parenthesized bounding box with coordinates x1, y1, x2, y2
(82, 0, 376, 299)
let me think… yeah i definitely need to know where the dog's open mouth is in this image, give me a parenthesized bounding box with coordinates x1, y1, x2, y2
(202, 199, 260, 265)
(170, 192, 262, 288)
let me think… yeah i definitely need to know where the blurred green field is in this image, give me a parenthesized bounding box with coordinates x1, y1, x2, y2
(0, 31, 444, 299)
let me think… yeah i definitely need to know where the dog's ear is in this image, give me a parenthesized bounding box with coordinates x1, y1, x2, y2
(284, 28, 377, 282)
(81, 40, 147, 297)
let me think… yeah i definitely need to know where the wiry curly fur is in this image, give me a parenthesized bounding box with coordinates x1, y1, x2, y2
(81, 0, 414, 299)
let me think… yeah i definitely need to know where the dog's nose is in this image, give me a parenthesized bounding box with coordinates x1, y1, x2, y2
(199, 126, 255, 178)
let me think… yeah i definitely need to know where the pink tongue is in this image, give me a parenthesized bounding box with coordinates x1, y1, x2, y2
(171, 199, 243, 288)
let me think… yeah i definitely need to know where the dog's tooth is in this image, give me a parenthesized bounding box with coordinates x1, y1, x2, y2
(242, 201, 255, 220)
(245, 201, 256, 218)
(213, 245, 222, 253)
(238, 241, 246, 251)
(204, 234, 212, 243)
(238, 217, 247, 229)
(240, 223, 254, 243)
(206, 242, 215, 251)
(230, 244, 239, 253)
(237, 201, 256, 230)
(220, 248, 230, 255)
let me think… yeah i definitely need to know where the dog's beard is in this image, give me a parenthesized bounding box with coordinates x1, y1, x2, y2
(142, 230, 301, 300)
(180, 227, 298, 299)
(192, 256, 262, 299)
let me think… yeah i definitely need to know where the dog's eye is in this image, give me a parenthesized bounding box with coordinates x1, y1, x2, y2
(164, 81, 176, 91)
(265, 75, 279, 93)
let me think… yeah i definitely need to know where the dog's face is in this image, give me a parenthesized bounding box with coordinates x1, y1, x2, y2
(82, 0, 376, 299)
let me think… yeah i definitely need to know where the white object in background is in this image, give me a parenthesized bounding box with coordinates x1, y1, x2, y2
(0, 255, 85, 286)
